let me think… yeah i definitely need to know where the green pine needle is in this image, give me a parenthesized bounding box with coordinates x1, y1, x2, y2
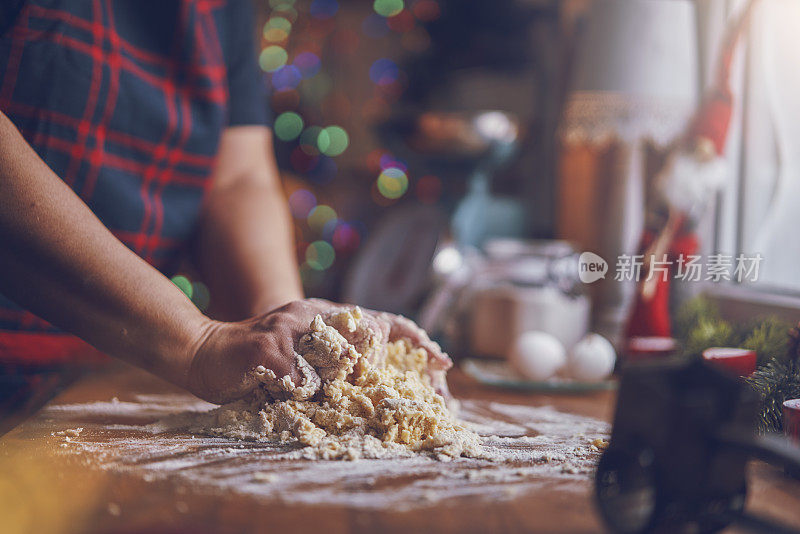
(683, 316, 735, 357)
(747, 359, 800, 433)
(674, 296, 721, 345)
(741, 316, 793, 366)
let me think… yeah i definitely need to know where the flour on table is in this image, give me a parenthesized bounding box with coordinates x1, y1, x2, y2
(155, 307, 482, 460)
(46, 397, 609, 510)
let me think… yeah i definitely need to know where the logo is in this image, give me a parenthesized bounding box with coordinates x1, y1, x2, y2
(578, 252, 608, 283)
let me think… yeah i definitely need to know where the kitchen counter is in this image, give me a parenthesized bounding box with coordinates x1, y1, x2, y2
(1, 362, 798, 534)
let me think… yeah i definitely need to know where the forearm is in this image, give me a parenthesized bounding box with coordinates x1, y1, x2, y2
(195, 127, 302, 321)
(0, 112, 211, 385)
(197, 182, 303, 320)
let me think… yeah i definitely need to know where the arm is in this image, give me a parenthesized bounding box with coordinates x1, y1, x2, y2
(194, 126, 303, 321)
(0, 111, 211, 386)
(0, 112, 446, 405)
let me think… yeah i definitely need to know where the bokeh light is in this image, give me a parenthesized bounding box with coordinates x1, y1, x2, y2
(271, 64, 302, 91)
(377, 167, 409, 199)
(379, 153, 407, 172)
(322, 218, 339, 240)
(299, 126, 325, 155)
(369, 58, 399, 85)
(191, 282, 211, 311)
(366, 148, 389, 172)
(265, 16, 292, 32)
(332, 222, 361, 253)
(316, 128, 332, 154)
(294, 52, 321, 78)
(306, 241, 336, 270)
(263, 16, 292, 42)
(263, 27, 289, 42)
(307, 204, 337, 232)
(310, 0, 339, 19)
(374, 0, 404, 17)
(171, 275, 193, 299)
(259, 46, 288, 72)
(288, 188, 317, 218)
(273, 5, 298, 23)
(320, 126, 349, 156)
(274, 111, 304, 141)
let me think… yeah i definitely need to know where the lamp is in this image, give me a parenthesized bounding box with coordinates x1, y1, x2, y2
(562, 0, 699, 146)
(558, 0, 699, 343)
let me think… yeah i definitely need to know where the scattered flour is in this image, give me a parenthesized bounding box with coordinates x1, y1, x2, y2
(45, 397, 609, 510)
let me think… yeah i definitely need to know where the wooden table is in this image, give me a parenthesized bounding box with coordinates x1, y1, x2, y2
(1, 362, 799, 534)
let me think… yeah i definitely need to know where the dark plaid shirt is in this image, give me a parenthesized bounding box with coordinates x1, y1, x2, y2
(0, 0, 268, 359)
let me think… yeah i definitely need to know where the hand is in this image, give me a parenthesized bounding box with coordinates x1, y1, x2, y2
(186, 299, 451, 404)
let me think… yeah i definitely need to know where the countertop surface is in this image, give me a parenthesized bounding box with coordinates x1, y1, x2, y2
(1, 362, 799, 534)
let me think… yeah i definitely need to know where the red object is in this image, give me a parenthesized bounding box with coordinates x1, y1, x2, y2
(0, 332, 107, 365)
(625, 0, 760, 341)
(784, 399, 800, 443)
(625, 228, 699, 339)
(688, 87, 733, 156)
(702, 347, 757, 377)
(625, 337, 677, 363)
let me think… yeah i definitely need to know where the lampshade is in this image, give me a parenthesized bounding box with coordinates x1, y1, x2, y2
(561, 0, 700, 146)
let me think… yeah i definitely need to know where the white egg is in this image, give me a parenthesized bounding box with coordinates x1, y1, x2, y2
(568, 333, 616, 382)
(509, 331, 566, 381)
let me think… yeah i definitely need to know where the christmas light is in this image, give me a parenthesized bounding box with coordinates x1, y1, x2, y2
(259, 46, 288, 72)
(377, 167, 409, 199)
(274, 111, 304, 141)
(307, 205, 337, 232)
(306, 240, 336, 270)
(374, 0, 404, 18)
(320, 126, 349, 156)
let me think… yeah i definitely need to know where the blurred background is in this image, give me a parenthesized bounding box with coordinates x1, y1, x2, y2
(183, 0, 800, 361)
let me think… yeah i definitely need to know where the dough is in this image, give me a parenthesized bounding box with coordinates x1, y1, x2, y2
(186, 307, 482, 460)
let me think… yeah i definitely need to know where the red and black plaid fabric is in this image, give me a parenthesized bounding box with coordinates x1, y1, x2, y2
(0, 0, 268, 362)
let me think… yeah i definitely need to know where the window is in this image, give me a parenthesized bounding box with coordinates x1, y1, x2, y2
(704, 0, 800, 295)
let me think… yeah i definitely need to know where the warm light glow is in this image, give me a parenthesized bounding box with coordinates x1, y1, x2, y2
(377, 167, 409, 199)
(259, 46, 288, 72)
(307, 204, 338, 232)
(289, 188, 317, 218)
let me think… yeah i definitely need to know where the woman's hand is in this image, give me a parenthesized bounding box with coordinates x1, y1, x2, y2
(186, 299, 451, 405)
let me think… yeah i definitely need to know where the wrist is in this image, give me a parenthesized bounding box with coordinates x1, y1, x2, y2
(146, 307, 222, 391)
